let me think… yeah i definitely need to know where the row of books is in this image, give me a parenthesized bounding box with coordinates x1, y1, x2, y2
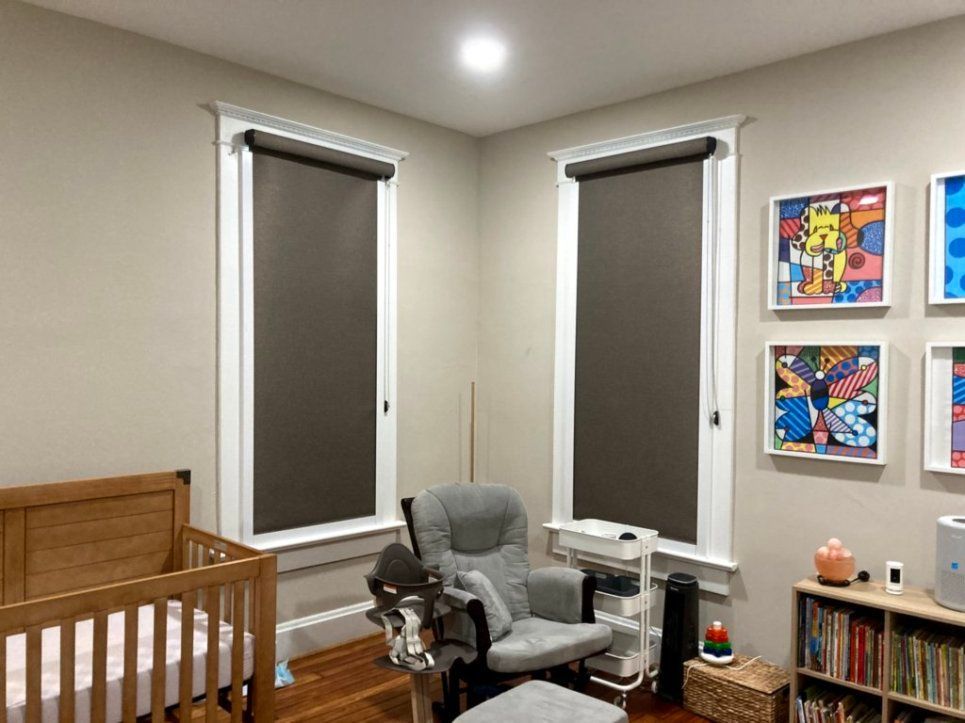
(890, 626, 965, 710)
(795, 685, 881, 723)
(798, 596, 884, 687)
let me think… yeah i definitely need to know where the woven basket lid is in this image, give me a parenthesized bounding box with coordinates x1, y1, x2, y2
(685, 655, 789, 695)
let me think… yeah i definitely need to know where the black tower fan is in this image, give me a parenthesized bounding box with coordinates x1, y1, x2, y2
(657, 572, 699, 702)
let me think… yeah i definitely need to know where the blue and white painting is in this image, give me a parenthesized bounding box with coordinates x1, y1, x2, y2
(944, 174, 965, 300)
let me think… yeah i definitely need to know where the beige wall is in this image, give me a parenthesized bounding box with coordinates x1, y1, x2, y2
(476, 17, 965, 664)
(0, 0, 479, 625)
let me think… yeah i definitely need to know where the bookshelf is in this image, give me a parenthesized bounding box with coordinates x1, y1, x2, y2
(791, 577, 965, 722)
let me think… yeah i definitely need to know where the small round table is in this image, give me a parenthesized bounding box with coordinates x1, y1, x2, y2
(374, 640, 477, 723)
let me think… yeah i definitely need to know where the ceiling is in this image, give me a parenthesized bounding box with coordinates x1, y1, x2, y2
(26, 0, 965, 136)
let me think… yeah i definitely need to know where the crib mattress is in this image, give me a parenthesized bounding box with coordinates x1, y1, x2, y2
(4, 600, 255, 723)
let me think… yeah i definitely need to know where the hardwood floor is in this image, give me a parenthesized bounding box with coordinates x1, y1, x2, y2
(274, 634, 708, 722)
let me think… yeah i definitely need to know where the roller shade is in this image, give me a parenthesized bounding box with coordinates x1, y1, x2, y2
(564, 136, 715, 181)
(251, 145, 378, 534)
(572, 154, 704, 543)
(244, 129, 396, 180)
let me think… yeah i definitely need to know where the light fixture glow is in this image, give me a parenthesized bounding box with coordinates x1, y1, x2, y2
(460, 36, 506, 74)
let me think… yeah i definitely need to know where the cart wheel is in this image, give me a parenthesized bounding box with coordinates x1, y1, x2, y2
(613, 694, 627, 709)
(651, 680, 658, 694)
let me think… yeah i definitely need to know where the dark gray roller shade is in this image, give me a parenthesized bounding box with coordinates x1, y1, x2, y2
(252, 148, 378, 534)
(572, 156, 704, 543)
(564, 137, 715, 181)
(245, 129, 395, 180)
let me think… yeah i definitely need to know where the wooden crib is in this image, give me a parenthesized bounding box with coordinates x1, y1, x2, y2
(0, 470, 276, 722)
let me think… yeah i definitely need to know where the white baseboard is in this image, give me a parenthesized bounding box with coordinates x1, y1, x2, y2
(275, 601, 374, 662)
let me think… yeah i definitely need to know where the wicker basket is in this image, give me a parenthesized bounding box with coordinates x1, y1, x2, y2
(683, 655, 789, 723)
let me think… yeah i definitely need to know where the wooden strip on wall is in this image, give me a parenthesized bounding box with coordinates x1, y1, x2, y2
(26, 550, 172, 598)
(3, 510, 25, 605)
(151, 598, 166, 723)
(178, 590, 196, 721)
(231, 581, 245, 723)
(26, 491, 171, 529)
(205, 585, 220, 720)
(0, 634, 6, 723)
(27, 530, 172, 574)
(91, 611, 107, 723)
(59, 619, 76, 723)
(27, 510, 171, 551)
(25, 625, 41, 721)
(122, 605, 137, 723)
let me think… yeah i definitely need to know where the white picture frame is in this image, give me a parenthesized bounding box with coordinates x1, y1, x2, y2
(924, 342, 965, 475)
(763, 342, 888, 465)
(929, 171, 965, 305)
(767, 182, 894, 310)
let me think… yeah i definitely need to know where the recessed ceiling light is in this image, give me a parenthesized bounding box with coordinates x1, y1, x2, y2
(460, 36, 506, 74)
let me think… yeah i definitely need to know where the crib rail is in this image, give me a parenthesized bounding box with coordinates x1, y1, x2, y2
(0, 530, 275, 723)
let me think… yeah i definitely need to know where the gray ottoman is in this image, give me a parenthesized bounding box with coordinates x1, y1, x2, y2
(454, 680, 628, 723)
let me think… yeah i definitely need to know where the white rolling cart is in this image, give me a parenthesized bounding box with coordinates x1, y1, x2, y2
(558, 519, 659, 709)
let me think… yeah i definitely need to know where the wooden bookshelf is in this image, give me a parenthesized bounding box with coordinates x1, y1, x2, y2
(791, 576, 965, 722)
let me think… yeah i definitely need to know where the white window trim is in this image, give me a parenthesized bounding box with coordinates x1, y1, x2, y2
(212, 101, 407, 552)
(547, 115, 744, 582)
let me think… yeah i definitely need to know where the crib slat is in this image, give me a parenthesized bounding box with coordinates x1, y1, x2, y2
(59, 619, 75, 723)
(205, 585, 220, 720)
(0, 634, 7, 723)
(26, 625, 41, 722)
(122, 604, 138, 723)
(151, 598, 166, 722)
(91, 611, 108, 723)
(230, 580, 245, 722)
(178, 590, 195, 721)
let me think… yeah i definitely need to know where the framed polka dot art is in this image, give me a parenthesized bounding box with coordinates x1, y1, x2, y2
(929, 171, 965, 304)
(764, 342, 887, 465)
(924, 343, 965, 476)
(768, 182, 894, 310)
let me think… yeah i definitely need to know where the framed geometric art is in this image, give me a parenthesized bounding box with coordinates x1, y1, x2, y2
(764, 342, 887, 465)
(768, 182, 893, 310)
(924, 343, 965, 475)
(929, 171, 965, 304)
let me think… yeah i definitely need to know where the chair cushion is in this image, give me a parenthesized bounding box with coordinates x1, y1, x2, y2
(457, 570, 513, 640)
(410, 484, 531, 620)
(486, 617, 612, 674)
(454, 680, 628, 723)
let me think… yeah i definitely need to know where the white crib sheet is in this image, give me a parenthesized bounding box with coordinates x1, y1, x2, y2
(4, 600, 254, 722)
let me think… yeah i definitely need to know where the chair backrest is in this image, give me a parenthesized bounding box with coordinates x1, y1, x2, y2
(408, 483, 532, 620)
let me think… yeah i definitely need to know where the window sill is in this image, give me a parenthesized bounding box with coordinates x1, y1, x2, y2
(543, 521, 738, 596)
(256, 520, 407, 574)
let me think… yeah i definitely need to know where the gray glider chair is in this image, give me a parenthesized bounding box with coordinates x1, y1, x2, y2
(402, 483, 613, 704)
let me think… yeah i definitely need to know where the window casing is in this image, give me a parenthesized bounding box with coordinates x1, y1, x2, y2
(548, 117, 743, 583)
(213, 102, 405, 550)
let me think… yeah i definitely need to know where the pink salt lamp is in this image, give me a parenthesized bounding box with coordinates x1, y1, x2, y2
(814, 537, 855, 582)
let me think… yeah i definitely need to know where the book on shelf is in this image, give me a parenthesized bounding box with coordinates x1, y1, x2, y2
(890, 624, 965, 711)
(798, 596, 884, 688)
(795, 685, 881, 723)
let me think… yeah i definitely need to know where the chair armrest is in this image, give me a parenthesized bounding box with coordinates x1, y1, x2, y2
(441, 586, 493, 656)
(527, 567, 596, 624)
(442, 586, 478, 610)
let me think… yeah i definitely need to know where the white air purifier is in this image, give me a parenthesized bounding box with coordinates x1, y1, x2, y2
(936, 516, 965, 611)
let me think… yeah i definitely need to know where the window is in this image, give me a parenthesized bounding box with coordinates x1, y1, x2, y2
(213, 102, 405, 550)
(548, 117, 742, 583)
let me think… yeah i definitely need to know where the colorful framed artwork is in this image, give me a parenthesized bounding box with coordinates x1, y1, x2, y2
(768, 182, 893, 310)
(764, 343, 887, 465)
(924, 343, 965, 475)
(929, 171, 965, 304)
